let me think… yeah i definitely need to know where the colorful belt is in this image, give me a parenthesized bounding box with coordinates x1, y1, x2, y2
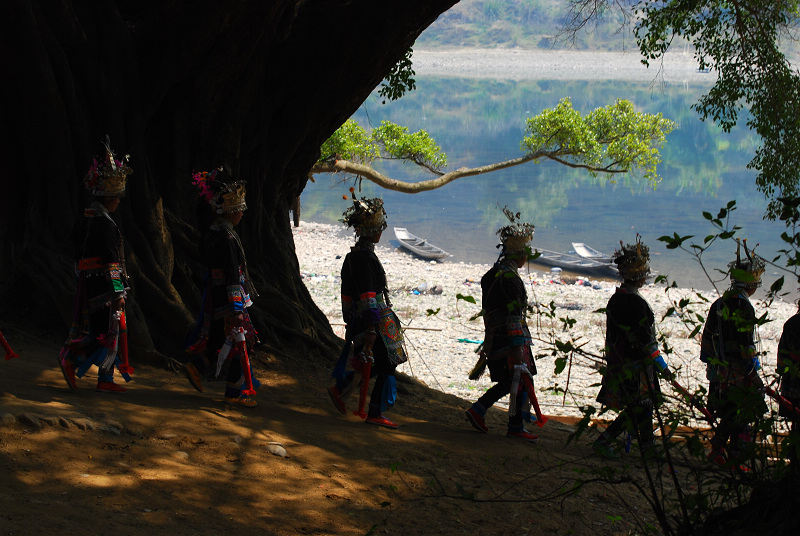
(77, 257, 103, 271)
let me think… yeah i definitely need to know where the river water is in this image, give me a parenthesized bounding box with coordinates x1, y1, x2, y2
(299, 50, 794, 297)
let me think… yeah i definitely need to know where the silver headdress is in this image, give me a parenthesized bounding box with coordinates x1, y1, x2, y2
(729, 240, 765, 289)
(613, 236, 651, 281)
(342, 188, 387, 237)
(496, 206, 534, 255)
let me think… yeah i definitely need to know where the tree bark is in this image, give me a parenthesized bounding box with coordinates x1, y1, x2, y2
(0, 0, 458, 365)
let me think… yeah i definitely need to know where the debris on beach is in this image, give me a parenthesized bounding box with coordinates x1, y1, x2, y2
(413, 281, 442, 295)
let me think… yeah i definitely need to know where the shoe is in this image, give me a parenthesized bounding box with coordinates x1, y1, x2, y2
(183, 362, 204, 393)
(592, 439, 620, 459)
(465, 407, 489, 433)
(96, 381, 127, 393)
(224, 394, 257, 408)
(506, 429, 539, 442)
(365, 415, 399, 429)
(327, 386, 346, 415)
(58, 354, 78, 392)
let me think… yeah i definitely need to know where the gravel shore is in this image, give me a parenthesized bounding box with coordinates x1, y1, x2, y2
(294, 221, 796, 419)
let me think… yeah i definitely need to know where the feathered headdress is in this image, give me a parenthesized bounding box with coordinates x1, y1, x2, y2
(341, 187, 387, 237)
(729, 240, 765, 289)
(496, 206, 534, 254)
(613, 235, 651, 281)
(192, 167, 247, 214)
(84, 136, 132, 197)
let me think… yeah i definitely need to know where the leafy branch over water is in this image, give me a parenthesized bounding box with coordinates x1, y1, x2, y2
(312, 98, 674, 193)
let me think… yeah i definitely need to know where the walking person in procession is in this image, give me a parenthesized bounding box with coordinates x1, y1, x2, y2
(593, 237, 671, 458)
(184, 168, 261, 408)
(777, 295, 800, 468)
(700, 243, 767, 468)
(327, 189, 407, 429)
(464, 207, 541, 442)
(58, 139, 134, 393)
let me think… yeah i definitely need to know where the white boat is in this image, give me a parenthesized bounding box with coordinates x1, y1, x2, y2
(393, 227, 451, 261)
(571, 242, 613, 263)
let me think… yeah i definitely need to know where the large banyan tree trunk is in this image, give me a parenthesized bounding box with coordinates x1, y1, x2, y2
(0, 0, 457, 363)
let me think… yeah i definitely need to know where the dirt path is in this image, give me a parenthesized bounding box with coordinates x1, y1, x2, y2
(1, 327, 662, 536)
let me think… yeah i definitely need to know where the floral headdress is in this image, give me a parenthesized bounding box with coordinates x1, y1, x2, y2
(729, 240, 766, 289)
(84, 137, 132, 197)
(613, 235, 651, 281)
(192, 167, 247, 214)
(496, 206, 534, 255)
(341, 187, 387, 237)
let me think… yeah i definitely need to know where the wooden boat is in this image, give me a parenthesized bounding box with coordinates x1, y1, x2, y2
(531, 247, 618, 278)
(571, 242, 613, 264)
(393, 227, 451, 261)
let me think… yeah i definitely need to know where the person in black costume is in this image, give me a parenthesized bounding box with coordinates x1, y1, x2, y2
(777, 299, 800, 468)
(701, 244, 767, 467)
(327, 191, 407, 429)
(464, 207, 540, 442)
(593, 237, 670, 458)
(184, 168, 260, 408)
(59, 140, 133, 393)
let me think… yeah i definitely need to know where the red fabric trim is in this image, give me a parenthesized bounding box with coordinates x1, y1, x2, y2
(77, 257, 103, 271)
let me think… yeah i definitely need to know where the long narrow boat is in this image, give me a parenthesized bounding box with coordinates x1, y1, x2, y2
(393, 227, 451, 261)
(532, 247, 618, 278)
(571, 242, 613, 264)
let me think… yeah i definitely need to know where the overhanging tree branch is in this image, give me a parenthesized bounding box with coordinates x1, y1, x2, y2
(312, 98, 674, 193)
(312, 154, 539, 193)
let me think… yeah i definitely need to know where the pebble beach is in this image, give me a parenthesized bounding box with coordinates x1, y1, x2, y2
(294, 221, 797, 419)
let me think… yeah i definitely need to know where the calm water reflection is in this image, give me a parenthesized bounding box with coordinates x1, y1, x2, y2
(300, 77, 791, 295)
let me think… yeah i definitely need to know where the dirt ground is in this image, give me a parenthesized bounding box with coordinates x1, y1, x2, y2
(0, 324, 666, 536)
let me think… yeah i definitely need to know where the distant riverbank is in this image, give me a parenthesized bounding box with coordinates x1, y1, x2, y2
(412, 48, 715, 84)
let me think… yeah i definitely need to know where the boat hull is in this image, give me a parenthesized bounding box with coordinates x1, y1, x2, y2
(393, 227, 451, 261)
(531, 248, 618, 278)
